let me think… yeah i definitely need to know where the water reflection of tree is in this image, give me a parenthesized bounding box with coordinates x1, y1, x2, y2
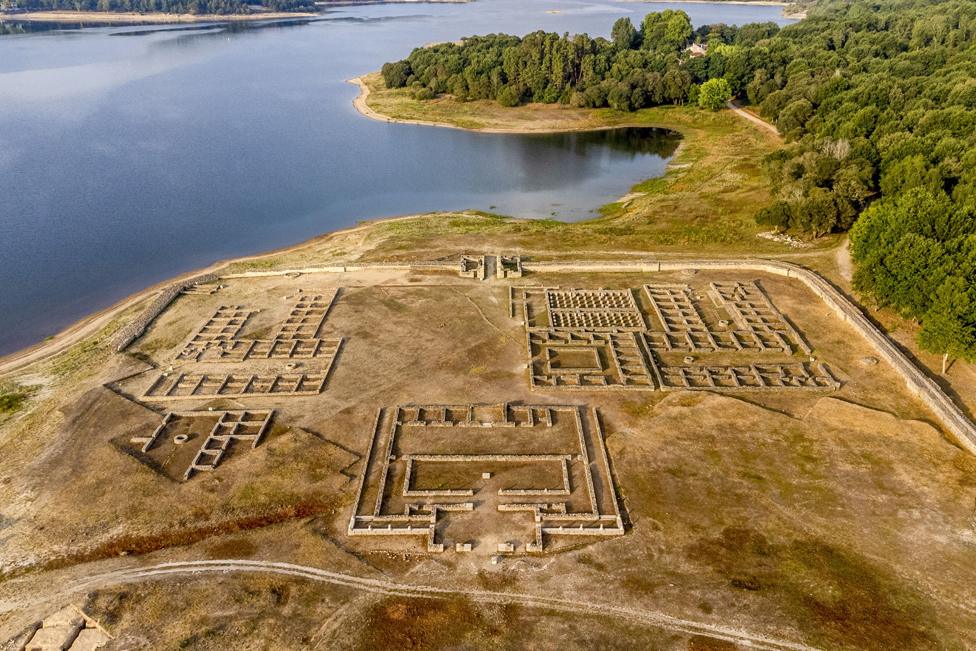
(488, 127, 680, 193)
(537, 127, 681, 159)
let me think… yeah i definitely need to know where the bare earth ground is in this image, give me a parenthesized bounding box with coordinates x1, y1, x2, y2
(0, 82, 974, 651)
(1, 260, 975, 650)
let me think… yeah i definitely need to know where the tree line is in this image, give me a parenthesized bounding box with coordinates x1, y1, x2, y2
(381, 11, 731, 112)
(14, 0, 312, 14)
(382, 1, 976, 369)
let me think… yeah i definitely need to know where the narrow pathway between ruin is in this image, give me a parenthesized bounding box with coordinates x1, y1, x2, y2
(35, 559, 820, 651)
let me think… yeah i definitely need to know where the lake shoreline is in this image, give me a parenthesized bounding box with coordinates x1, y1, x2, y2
(350, 73, 689, 204)
(0, 0, 472, 24)
(348, 76, 686, 137)
(0, 212, 436, 373)
(592, 0, 805, 19)
(0, 9, 320, 24)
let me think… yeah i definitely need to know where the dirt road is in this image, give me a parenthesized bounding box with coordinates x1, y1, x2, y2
(40, 559, 819, 650)
(726, 100, 780, 137)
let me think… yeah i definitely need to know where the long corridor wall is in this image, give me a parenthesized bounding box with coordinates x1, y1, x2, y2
(521, 259, 976, 455)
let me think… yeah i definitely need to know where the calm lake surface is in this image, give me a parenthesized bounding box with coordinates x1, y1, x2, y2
(0, 1, 795, 355)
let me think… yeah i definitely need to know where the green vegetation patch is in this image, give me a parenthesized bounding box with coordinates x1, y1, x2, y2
(0, 388, 31, 415)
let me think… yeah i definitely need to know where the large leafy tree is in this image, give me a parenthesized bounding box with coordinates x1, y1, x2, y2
(698, 78, 731, 111)
(920, 277, 976, 373)
(611, 17, 639, 51)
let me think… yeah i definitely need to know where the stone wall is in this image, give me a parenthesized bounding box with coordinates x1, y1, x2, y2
(111, 254, 976, 456)
(521, 259, 976, 456)
(114, 274, 218, 352)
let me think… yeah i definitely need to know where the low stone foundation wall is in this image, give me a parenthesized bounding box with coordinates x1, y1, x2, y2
(111, 254, 975, 456)
(522, 259, 976, 456)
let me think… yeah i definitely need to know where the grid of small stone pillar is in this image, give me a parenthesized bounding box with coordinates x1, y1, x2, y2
(347, 403, 624, 553)
(515, 283, 837, 393)
(545, 289, 647, 331)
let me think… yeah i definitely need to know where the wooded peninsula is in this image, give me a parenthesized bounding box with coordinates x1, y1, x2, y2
(380, 0, 976, 368)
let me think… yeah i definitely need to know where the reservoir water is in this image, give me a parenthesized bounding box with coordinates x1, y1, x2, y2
(0, 0, 796, 355)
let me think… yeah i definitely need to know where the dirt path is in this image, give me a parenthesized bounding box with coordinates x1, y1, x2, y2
(835, 235, 854, 282)
(726, 101, 780, 137)
(45, 559, 819, 651)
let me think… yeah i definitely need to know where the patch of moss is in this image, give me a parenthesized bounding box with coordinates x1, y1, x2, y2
(0, 383, 39, 415)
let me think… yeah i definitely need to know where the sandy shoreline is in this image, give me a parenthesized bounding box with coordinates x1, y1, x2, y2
(0, 0, 471, 22)
(0, 213, 426, 375)
(348, 76, 688, 136)
(1, 9, 318, 23)
(614, 0, 805, 19)
(349, 74, 695, 200)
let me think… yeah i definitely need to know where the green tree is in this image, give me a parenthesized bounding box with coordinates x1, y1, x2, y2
(497, 85, 521, 107)
(919, 276, 976, 373)
(664, 11, 693, 49)
(698, 78, 731, 111)
(611, 17, 639, 51)
(755, 201, 793, 230)
(381, 61, 412, 89)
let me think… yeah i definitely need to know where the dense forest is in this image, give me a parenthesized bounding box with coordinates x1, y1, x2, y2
(382, 0, 976, 367)
(11, 0, 312, 14)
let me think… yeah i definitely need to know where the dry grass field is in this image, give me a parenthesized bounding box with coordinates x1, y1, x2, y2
(1, 256, 975, 650)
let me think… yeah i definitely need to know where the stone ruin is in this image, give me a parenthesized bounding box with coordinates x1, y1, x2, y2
(496, 254, 523, 279)
(142, 372, 328, 401)
(457, 254, 523, 280)
(347, 403, 624, 554)
(12, 605, 110, 651)
(140, 290, 343, 401)
(458, 255, 487, 280)
(175, 292, 342, 363)
(127, 410, 273, 481)
(515, 281, 838, 392)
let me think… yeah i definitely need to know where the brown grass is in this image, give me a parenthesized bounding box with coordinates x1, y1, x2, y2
(33, 499, 335, 576)
(687, 527, 940, 650)
(354, 73, 839, 257)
